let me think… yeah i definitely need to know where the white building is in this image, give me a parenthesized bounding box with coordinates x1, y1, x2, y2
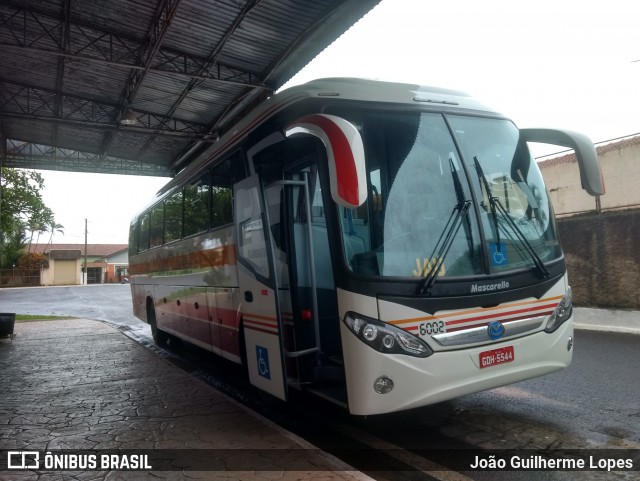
(31, 244, 128, 285)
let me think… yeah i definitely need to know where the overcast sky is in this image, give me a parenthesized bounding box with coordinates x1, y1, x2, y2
(39, 0, 640, 244)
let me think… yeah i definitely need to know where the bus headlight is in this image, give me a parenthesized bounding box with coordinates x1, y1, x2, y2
(343, 312, 433, 358)
(545, 287, 573, 333)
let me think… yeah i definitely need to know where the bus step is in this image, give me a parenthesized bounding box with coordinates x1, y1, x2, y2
(313, 365, 343, 381)
(307, 385, 348, 409)
(287, 379, 313, 390)
(326, 355, 344, 366)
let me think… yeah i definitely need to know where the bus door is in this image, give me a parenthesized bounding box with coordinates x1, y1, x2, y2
(279, 166, 339, 386)
(253, 165, 330, 390)
(234, 174, 288, 400)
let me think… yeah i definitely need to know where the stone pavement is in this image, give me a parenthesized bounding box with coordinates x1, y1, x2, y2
(0, 319, 373, 481)
(1, 310, 638, 481)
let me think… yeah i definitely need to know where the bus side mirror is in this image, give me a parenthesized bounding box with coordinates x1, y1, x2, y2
(520, 128, 605, 196)
(285, 114, 367, 208)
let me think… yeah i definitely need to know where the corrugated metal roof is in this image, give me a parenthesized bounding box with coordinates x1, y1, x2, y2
(0, 0, 381, 177)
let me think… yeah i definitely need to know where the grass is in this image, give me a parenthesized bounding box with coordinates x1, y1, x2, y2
(15, 314, 74, 322)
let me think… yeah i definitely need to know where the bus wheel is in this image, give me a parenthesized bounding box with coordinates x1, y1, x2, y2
(147, 300, 168, 346)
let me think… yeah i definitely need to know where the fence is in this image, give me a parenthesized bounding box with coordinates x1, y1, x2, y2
(0, 269, 41, 287)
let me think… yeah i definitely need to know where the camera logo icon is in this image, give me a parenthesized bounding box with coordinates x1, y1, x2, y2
(7, 451, 40, 469)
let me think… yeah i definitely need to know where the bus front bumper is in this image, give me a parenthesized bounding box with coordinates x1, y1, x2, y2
(340, 318, 574, 415)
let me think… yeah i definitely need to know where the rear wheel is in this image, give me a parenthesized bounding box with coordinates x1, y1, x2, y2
(147, 299, 168, 346)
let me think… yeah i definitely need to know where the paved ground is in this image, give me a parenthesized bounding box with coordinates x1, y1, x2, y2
(0, 287, 638, 481)
(574, 306, 640, 335)
(0, 319, 371, 481)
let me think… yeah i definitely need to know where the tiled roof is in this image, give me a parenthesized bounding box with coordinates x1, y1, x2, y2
(31, 244, 128, 257)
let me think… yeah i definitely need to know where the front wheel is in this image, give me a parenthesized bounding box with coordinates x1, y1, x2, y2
(147, 300, 168, 346)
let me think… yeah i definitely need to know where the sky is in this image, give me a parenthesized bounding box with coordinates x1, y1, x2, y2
(38, 0, 640, 244)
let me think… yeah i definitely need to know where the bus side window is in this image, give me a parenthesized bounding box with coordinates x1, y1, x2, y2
(149, 204, 163, 248)
(164, 189, 183, 243)
(212, 160, 233, 228)
(139, 213, 150, 252)
(184, 172, 210, 236)
(129, 222, 138, 256)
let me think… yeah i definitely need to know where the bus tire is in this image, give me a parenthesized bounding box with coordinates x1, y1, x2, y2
(147, 299, 168, 346)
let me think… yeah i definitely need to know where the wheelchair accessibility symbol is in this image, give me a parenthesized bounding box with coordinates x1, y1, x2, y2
(490, 242, 508, 267)
(256, 345, 271, 380)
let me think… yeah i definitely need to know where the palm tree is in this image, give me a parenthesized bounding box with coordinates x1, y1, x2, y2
(45, 220, 65, 251)
(27, 218, 46, 253)
(27, 208, 54, 253)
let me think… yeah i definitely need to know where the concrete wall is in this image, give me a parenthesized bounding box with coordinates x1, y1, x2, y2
(558, 209, 640, 309)
(42, 258, 82, 286)
(540, 135, 640, 216)
(540, 155, 596, 215)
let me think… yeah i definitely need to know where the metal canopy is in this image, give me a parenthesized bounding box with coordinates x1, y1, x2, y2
(0, 0, 381, 177)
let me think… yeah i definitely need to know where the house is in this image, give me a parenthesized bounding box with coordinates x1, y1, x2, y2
(103, 247, 130, 283)
(30, 244, 128, 285)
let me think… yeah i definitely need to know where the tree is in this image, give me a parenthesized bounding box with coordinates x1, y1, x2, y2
(17, 252, 49, 270)
(27, 205, 54, 252)
(1, 218, 26, 269)
(0, 168, 60, 268)
(45, 220, 65, 250)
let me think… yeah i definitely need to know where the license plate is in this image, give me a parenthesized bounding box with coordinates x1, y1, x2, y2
(479, 346, 514, 368)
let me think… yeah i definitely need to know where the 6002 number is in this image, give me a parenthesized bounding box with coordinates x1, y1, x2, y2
(419, 320, 445, 336)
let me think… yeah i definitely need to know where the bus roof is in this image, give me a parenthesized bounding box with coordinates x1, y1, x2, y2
(154, 77, 500, 200)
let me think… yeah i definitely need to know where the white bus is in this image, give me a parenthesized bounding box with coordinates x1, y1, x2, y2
(129, 78, 604, 415)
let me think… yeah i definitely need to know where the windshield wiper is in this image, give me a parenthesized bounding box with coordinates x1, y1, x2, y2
(419, 159, 471, 295)
(473, 157, 550, 278)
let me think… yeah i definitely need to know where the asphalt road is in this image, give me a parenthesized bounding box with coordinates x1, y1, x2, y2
(0, 284, 145, 330)
(1, 284, 639, 473)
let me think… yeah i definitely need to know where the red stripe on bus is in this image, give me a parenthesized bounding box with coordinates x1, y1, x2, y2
(129, 244, 236, 275)
(242, 312, 277, 321)
(389, 295, 564, 326)
(295, 114, 360, 206)
(444, 302, 559, 327)
(402, 309, 556, 335)
(244, 319, 278, 331)
(244, 324, 279, 336)
(444, 310, 555, 333)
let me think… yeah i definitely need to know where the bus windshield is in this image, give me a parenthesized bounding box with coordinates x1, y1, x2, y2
(450, 115, 561, 275)
(334, 108, 561, 279)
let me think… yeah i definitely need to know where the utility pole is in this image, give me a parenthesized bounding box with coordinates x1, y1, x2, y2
(83, 218, 88, 285)
(0, 135, 4, 216)
(0, 136, 5, 267)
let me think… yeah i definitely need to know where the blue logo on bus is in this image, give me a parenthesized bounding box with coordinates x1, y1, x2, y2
(490, 242, 508, 267)
(487, 321, 505, 340)
(256, 345, 271, 380)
